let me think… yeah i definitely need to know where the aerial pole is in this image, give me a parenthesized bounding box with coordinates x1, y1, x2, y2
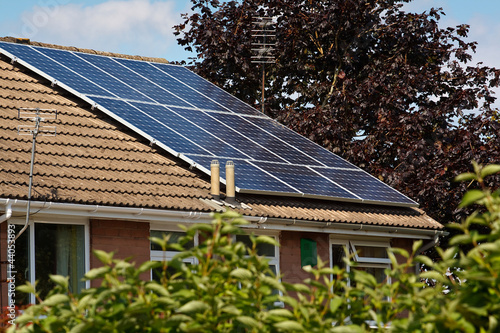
(15, 108, 57, 243)
(251, 16, 276, 114)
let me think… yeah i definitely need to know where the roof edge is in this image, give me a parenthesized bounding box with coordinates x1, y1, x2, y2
(0, 199, 445, 237)
(0, 36, 169, 64)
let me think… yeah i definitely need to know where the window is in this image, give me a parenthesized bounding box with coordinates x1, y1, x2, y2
(11, 221, 88, 305)
(150, 226, 198, 281)
(235, 230, 281, 300)
(330, 238, 391, 286)
(235, 233, 279, 276)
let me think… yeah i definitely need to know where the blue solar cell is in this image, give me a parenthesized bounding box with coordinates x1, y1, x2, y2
(76, 53, 191, 106)
(208, 112, 322, 166)
(0, 42, 111, 97)
(128, 102, 251, 159)
(114, 58, 226, 111)
(92, 97, 210, 155)
(313, 168, 417, 205)
(151, 63, 262, 116)
(184, 156, 301, 194)
(168, 107, 285, 163)
(34, 47, 150, 101)
(254, 162, 359, 199)
(249, 117, 356, 169)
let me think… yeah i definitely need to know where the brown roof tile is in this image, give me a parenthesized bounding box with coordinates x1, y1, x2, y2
(0, 40, 444, 230)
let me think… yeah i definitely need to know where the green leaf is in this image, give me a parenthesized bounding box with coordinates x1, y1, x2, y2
(221, 224, 241, 235)
(150, 237, 167, 251)
(415, 255, 434, 268)
(17, 282, 36, 295)
(176, 300, 209, 314)
(236, 316, 260, 328)
(267, 309, 294, 318)
(43, 294, 70, 307)
(13, 314, 36, 326)
(330, 297, 343, 313)
(459, 190, 485, 207)
(145, 282, 170, 297)
(480, 164, 500, 178)
(255, 235, 279, 247)
(230, 267, 253, 280)
(420, 271, 448, 284)
(93, 249, 113, 264)
(287, 283, 311, 294)
(84, 266, 111, 280)
(353, 269, 377, 287)
(331, 325, 365, 333)
(69, 323, 88, 333)
(165, 314, 193, 325)
(49, 274, 69, 289)
(412, 240, 423, 254)
(138, 260, 161, 274)
(274, 320, 304, 331)
(221, 210, 243, 219)
(454, 172, 476, 182)
(221, 305, 241, 315)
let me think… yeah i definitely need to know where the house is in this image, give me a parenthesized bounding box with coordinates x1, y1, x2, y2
(0, 37, 444, 307)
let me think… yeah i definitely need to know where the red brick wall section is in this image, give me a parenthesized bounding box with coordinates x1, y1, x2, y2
(89, 219, 150, 286)
(391, 237, 416, 269)
(280, 231, 330, 285)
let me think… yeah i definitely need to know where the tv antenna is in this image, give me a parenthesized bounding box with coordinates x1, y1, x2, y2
(251, 16, 276, 114)
(14, 108, 57, 243)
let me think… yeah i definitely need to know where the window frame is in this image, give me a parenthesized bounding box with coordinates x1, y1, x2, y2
(235, 228, 280, 275)
(330, 237, 392, 286)
(149, 223, 199, 280)
(8, 216, 90, 304)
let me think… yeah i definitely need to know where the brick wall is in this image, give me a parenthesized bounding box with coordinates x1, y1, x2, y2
(280, 231, 330, 285)
(89, 219, 150, 285)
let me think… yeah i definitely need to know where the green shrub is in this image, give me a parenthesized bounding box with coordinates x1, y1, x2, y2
(8, 163, 500, 332)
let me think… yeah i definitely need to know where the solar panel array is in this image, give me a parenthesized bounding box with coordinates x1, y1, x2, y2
(0, 41, 417, 207)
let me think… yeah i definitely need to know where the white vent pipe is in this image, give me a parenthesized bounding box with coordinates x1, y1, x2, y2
(210, 160, 220, 201)
(225, 161, 236, 204)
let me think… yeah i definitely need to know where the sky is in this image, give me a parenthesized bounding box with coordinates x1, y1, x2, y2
(1, 0, 499, 67)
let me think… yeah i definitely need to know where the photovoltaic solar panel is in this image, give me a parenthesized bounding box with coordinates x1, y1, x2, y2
(0, 41, 418, 207)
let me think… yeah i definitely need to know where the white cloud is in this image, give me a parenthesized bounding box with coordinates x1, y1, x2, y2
(10, 0, 187, 59)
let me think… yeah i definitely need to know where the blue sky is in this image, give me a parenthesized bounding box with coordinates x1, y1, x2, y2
(0, 0, 499, 68)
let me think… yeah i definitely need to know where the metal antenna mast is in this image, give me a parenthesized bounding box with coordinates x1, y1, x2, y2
(15, 108, 57, 242)
(251, 16, 276, 114)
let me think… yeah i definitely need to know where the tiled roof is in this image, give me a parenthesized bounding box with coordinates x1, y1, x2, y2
(0, 38, 443, 230)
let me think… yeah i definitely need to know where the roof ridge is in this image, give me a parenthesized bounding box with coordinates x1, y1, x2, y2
(1, 36, 170, 64)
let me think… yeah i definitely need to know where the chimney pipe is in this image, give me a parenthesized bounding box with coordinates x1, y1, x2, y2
(225, 161, 236, 204)
(210, 160, 220, 201)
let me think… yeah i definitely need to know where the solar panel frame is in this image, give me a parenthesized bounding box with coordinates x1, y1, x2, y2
(0, 41, 419, 207)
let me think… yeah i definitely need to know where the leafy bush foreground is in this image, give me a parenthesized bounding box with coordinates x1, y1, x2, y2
(7, 163, 500, 332)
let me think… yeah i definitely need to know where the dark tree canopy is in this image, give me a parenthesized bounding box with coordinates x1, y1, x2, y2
(174, 0, 500, 228)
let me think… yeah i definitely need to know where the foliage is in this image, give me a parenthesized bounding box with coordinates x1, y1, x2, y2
(7, 163, 500, 332)
(174, 0, 500, 230)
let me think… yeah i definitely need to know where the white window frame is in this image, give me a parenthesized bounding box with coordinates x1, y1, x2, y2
(149, 223, 198, 280)
(330, 237, 391, 286)
(350, 240, 392, 264)
(8, 216, 90, 304)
